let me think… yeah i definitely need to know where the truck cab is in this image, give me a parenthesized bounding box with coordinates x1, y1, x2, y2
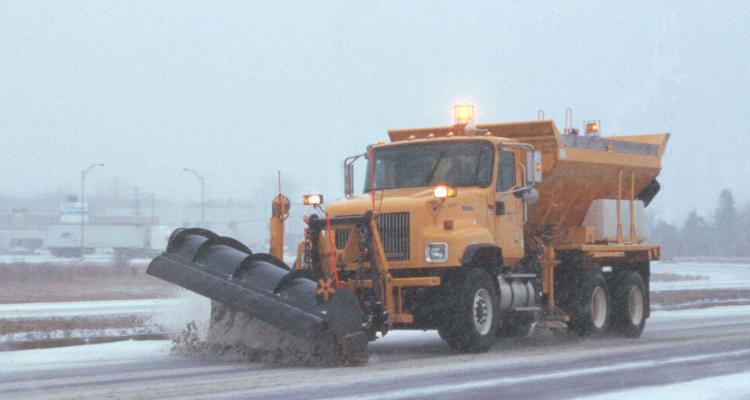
(327, 134, 538, 271)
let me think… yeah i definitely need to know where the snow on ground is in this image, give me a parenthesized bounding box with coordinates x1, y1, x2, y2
(9, 303, 750, 367)
(651, 260, 750, 291)
(128, 257, 154, 265)
(0, 291, 210, 343)
(579, 371, 750, 400)
(0, 254, 115, 264)
(0, 339, 171, 373)
(0, 299, 180, 319)
(1, 327, 160, 343)
(0, 254, 152, 266)
(150, 289, 211, 339)
(0, 332, 442, 374)
(651, 304, 750, 320)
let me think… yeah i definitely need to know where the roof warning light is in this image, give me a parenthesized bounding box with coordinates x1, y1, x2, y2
(454, 105, 474, 125)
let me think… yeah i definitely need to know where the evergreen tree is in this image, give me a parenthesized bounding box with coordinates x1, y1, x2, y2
(650, 219, 681, 257)
(646, 190, 747, 258)
(739, 204, 750, 257)
(682, 210, 710, 257)
(713, 189, 739, 256)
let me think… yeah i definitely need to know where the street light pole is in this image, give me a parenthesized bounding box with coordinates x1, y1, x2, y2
(80, 163, 104, 258)
(183, 168, 206, 226)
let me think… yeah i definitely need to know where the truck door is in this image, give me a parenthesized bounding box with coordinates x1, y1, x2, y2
(493, 149, 525, 264)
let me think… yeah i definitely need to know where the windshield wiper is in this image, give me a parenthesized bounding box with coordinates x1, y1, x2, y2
(424, 151, 445, 185)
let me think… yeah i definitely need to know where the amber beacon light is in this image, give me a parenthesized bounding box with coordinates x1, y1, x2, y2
(454, 104, 474, 125)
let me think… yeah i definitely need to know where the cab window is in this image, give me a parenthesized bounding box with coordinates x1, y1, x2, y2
(365, 141, 495, 192)
(497, 151, 516, 192)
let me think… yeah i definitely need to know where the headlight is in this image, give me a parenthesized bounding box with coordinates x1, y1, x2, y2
(303, 194, 324, 205)
(425, 243, 448, 263)
(433, 185, 457, 199)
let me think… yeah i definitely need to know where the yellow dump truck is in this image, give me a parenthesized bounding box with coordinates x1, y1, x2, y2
(148, 107, 669, 364)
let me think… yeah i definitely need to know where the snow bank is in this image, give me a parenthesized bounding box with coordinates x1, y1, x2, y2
(0, 340, 171, 373)
(0, 254, 115, 264)
(0, 299, 179, 319)
(652, 304, 750, 320)
(0, 327, 160, 343)
(652, 261, 750, 291)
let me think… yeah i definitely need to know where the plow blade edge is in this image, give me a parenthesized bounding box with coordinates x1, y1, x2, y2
(147, 228, 368, 363)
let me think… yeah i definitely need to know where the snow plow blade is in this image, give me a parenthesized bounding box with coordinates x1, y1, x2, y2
(147, 228, 368, 364)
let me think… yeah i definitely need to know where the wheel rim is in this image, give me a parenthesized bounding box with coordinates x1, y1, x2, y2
(591, 286, 607, 329)
(473, 288, 493, 335)
(628, 286, 644, 326)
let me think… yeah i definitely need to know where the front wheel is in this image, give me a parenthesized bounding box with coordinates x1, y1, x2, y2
(609, 272, 647, 338)
(440, 269, 499, 352)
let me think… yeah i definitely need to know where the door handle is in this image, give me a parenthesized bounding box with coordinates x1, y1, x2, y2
(495, 201, 505, 215)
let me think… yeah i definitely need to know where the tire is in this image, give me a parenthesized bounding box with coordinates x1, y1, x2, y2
(568, 271, 610, 337)
(497, 312, 534, 338)
(609, 272, 647, 338)
(440, 269, 499, 352)
(437, 325, 458, 346)
(436, 277, 459, 347)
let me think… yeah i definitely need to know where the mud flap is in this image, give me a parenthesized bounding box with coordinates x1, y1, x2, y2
(147, 228, 368, 363)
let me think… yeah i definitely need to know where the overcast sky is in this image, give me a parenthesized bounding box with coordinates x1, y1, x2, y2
(2, 1, 749, 223)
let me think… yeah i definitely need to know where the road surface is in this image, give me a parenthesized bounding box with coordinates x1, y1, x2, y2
(2, 305, 750, 400)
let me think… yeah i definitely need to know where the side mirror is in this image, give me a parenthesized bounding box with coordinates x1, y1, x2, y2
(526, 150, 543, 184)
(344, 162, 355, 198)
(521, 188, 540, 204)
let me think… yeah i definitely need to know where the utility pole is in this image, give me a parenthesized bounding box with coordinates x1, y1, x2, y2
(80, 163, 104, 258)
(133, 187, 141, 217)
(150, 193, 155, 223)
(183, 168, 206, 226)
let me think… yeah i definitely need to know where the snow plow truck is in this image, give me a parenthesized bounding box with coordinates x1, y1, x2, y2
(148, 106, 669, 365)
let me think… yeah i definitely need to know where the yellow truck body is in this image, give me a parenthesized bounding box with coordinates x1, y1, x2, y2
(313, 118, 668, 341)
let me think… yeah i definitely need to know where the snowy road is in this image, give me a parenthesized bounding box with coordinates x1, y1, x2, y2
(2, 305, 750, 400)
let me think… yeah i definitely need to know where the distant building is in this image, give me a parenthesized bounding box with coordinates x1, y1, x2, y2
(0, 197, 166, 256)
(0, 209, 59, 253)
(0, 194, 301, 256)
(46, 215, 162, 257)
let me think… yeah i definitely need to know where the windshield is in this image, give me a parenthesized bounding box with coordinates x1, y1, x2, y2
(364, 141, 494, 192)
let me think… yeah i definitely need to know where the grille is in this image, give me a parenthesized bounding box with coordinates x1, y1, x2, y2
(335, 228, 351, 250)
(333, 212, 410, 262)
(378, 212, 410, 261)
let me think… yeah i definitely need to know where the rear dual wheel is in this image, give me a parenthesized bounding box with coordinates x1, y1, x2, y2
(566, 270, 647, 338)
(568, 271, 610, 337)
(609, 272, 647, 338)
